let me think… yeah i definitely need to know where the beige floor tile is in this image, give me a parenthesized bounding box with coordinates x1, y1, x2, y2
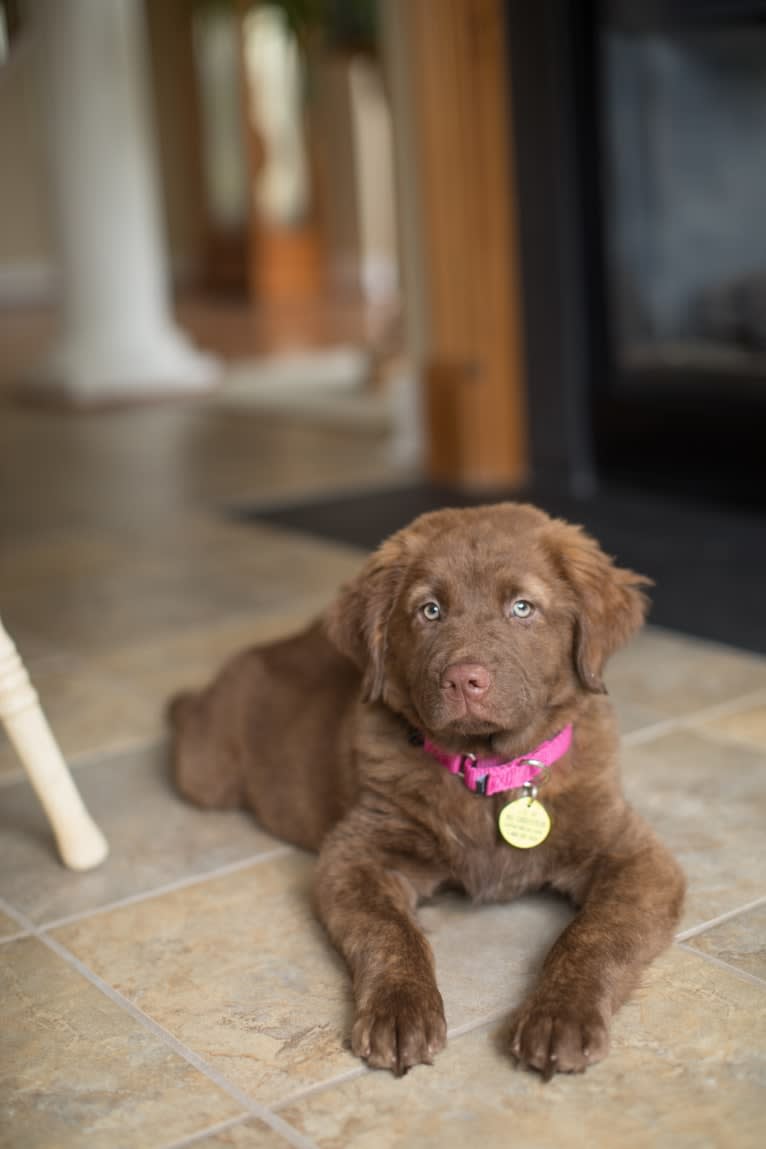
(0, 528, 175, 663)
(0, 937, 242, 1149)
(53, 853, 353, 1106)
(118, 516, 365, 582)
(281, 947, 766, 1149)
(0, 657, 158, 779)
(0, 743, 281, 925)
(419, 890, 573, 1020)
(698, 703, 766, 752)
(173, 411, 399, 507)
(622, 729, 766, 931)
(53, 854, 573, 1107)
(0, 563, 277, 659)
(88, 517, 365, 607)
(0, 528, 137, 597)
(607, 627, 766, 728)
(685, 903, 766, 982)
(87, 599, 353, 704)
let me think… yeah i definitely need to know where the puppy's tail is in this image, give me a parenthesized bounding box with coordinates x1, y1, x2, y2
(166, 690, 196, 730)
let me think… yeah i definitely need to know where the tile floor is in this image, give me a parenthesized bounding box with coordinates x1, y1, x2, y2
(0, 346, 764, 1148)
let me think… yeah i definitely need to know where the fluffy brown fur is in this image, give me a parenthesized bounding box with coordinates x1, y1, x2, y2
(169, 503, 684, 1078)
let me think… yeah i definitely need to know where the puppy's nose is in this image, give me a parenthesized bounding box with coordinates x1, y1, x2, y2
(441, 662, 492, 699)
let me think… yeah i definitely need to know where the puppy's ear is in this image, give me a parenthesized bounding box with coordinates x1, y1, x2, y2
(549, 523, 652, 693)
(323, 538, 408, 703)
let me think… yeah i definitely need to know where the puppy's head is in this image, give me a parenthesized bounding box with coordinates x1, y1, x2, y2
(325, 503, 650, 749)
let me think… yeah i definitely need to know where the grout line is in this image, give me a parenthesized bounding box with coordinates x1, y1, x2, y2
(272, 1065, 368, 1112)
(621, 717, 683, 747)
(0, 898, 30, 932)
(0, 731, 168, 789)
(676, 895, 766, 942)
(677, 942, 766, 990)
(678, 684, 766, 728)
(446, 1006, 510, 1041)
(224, 471, 420, 518)
(272, 1006, 510, 1112)
(0, 895, 320, 1149)
(0, 929, 29, 945)
(681, 723, 766, 756)
(621, 684, 766, 750)
(41, 845, 296, 932)
(159, 1114, 251, 1149)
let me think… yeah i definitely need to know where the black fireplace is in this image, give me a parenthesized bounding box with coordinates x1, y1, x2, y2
(508, 0, 766, 510)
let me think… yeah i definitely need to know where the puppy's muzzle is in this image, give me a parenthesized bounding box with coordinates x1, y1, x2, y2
(440, 662, 492, 715)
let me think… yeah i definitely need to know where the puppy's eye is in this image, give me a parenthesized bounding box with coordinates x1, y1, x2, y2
(511, 600, 534, 619)
(420, 601, 441, 622)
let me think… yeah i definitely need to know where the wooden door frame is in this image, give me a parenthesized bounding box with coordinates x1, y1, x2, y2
(404, 0, 528, 487)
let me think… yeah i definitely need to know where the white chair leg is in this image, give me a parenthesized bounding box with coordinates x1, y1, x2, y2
(0, 620, 108, 870)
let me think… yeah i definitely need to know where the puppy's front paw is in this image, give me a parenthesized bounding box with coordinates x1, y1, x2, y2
(352, 983, 447, 1076)
(509, 997, 609, 1080)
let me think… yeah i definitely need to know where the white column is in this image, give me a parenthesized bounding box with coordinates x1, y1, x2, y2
(32, 0, 219, 402)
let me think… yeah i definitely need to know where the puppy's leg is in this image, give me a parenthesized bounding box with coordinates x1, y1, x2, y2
(510, 821, 684, 1079)
(315, 817, 447, 1076)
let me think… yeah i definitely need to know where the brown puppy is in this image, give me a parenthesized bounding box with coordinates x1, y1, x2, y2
(169, 503, 684, 1078)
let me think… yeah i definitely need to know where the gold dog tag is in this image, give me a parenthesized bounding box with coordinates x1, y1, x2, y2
(498, 797, 551, 848)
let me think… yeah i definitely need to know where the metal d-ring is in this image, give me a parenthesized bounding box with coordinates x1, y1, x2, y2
(458, 752, 477, 778)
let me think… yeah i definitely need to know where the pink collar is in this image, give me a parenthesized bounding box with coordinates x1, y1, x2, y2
(422, 725, 573, 797)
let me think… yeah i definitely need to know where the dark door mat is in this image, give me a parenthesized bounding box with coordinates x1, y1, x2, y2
(232, 482, 766, 656)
